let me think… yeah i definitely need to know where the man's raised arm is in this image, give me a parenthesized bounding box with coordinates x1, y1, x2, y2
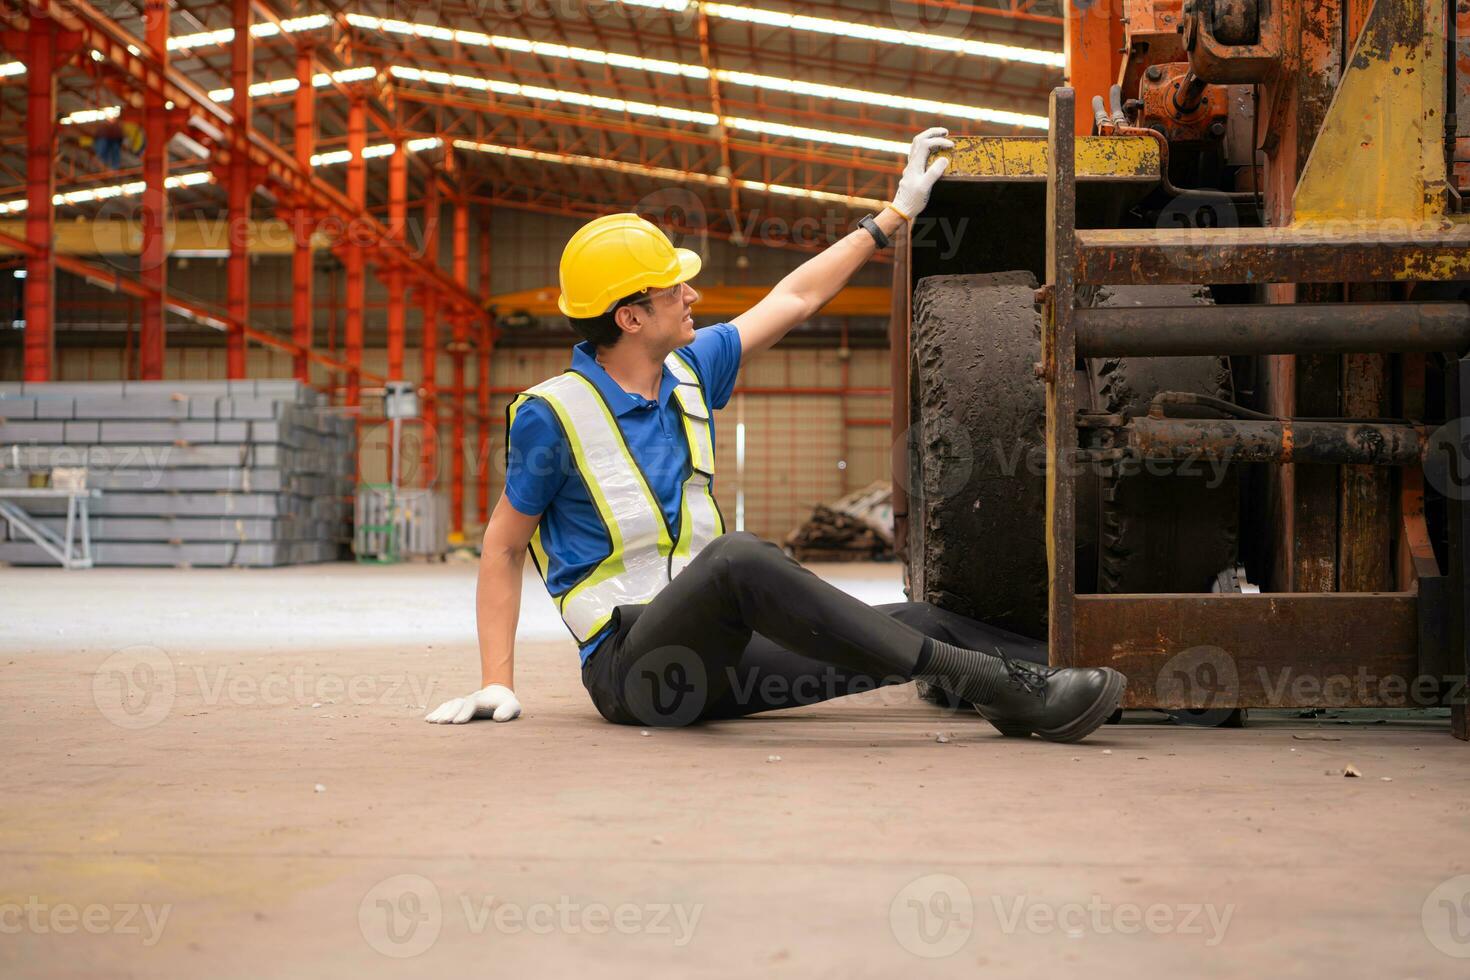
(731, 127, 952, 357)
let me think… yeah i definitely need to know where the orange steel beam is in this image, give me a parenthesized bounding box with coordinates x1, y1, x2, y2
(450, 177, 469, 539)
(23, 12, 57, 382)
(385, 131, 407, 510)
(420, 175, 441, 492)
(39, 0, 484, 323)
(1064, 0, 1123, 136)
(291, 43, 315, 383)
(698, 8, 742, 242)
(387, 135, 407, 382)
(344, 95, 366, 408)
(477, 213, 492, 526)
(138, 0, 168, 379)
(225, 0, 252, 379)
(238, 322, 385, 386)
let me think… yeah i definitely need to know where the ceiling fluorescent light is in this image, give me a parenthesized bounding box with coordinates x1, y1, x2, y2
(452, 138, 886, 209)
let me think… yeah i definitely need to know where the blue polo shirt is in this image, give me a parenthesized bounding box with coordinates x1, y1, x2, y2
(504, 322, 743, 661)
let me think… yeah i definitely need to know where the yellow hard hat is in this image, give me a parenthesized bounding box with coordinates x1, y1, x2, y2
(557, 213, 702, 319)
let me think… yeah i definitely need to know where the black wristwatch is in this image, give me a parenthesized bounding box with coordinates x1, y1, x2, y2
(857, 213, 890, 250)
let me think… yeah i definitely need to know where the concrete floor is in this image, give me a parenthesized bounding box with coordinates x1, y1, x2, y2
(2, 560, 1468, 979)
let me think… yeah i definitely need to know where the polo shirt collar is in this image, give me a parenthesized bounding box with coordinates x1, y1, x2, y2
(571, 341, 679, 417)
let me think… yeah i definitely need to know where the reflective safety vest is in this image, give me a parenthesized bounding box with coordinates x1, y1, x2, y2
(507, 351, 725, 644)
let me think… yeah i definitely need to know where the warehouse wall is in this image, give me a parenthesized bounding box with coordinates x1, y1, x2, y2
(0, 340, 894, 543)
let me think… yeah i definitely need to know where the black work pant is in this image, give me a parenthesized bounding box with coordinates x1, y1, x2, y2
(580, 532, 1046, 726)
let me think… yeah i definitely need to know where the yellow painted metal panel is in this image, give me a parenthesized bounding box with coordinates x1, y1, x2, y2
(934, 135, 1160, 181)
(1293, 0, 1450, 222)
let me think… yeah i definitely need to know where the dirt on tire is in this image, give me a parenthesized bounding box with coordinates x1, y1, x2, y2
(908, 271, 1050, 639)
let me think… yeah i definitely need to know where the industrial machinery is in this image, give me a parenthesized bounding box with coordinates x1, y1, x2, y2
(893, 0, 1470, 734)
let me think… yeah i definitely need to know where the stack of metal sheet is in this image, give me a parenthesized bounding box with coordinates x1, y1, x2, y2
(0, 380, 355, 567)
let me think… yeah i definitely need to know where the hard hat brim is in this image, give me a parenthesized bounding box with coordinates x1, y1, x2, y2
(671, 248, 702, 286)
(632, 248, 703, 295)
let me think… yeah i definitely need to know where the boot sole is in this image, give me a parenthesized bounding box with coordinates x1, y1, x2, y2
(981, 669, 1127, 744)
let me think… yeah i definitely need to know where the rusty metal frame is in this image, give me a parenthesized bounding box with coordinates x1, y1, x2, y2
(1043, 87, 1080, 668)
(1045, 83, 1467, 731)
(1074, 301, 1470, 355)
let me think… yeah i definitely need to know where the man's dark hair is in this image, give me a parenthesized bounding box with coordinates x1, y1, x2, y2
(567, 290, 654, 349)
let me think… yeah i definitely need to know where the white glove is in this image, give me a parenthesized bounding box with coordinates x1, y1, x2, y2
(424, 683, 522, 724)
(889, 127, 954, 221)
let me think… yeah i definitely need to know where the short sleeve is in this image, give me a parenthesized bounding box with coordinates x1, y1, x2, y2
(678, 321, 742, 409)
(504, 398, 570, 517)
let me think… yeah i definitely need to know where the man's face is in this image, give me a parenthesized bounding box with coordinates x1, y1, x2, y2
(620, 282, 701, 351)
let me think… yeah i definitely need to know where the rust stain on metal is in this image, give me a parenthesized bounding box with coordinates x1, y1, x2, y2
(1075, 594, 1421, 708)
(1074, 224, 1470, 285)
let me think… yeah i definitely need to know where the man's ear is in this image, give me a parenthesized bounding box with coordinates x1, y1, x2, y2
(613, 304, 644, 337)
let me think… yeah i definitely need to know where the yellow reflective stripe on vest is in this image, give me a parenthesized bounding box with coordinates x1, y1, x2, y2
(666, 351, 724, 576)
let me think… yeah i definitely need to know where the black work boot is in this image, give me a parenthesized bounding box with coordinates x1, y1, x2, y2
(973, 653, 1126, 743)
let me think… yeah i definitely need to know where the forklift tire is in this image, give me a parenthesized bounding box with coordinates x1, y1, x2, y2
(907, 271, 1052, 640)
(907, 276, 1241, 710)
